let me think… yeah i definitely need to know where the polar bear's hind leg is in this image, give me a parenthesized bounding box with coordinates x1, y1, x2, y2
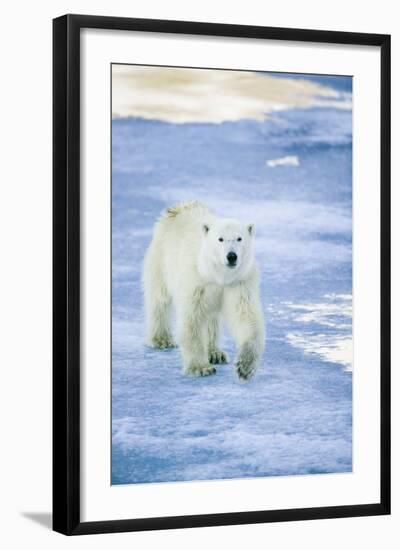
(143, 244, 176, 350)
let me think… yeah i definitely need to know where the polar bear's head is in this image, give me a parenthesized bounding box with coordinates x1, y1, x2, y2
(198, 218, 256, 285)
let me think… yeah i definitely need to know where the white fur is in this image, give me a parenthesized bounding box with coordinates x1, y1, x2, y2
(142, 201, 265, 380)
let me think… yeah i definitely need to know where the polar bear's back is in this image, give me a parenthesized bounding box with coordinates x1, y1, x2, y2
(145, 201, 214, 294)
(153, 201, 213, 241)
(160, 200, 212, 228)
(165, 200, 207, 220)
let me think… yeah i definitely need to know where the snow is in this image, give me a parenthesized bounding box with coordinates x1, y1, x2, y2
(111, 71, 353, 485)
(266, 155, 300, 167)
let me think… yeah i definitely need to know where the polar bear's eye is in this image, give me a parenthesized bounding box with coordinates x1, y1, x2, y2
(237, 237, 242, 242)
(218, 237, 224, 242)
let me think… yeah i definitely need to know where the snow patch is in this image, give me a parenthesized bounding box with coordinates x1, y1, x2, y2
(267, 155, 299, 167)
(287, 333, 353, 372)
(283, 294, 353, 371)
(286, 294, 352, 328)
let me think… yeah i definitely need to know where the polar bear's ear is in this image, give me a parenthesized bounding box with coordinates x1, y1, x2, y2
(202, 224, 210, 234)
(247, 223, 255, 236)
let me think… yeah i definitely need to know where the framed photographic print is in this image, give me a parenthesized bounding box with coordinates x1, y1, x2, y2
(53, 14, 391, 535)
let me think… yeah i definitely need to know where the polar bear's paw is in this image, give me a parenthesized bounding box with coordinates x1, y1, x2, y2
(235, 346, 257, 381)
(186, 364, 217, 377)
(209, 349, 228, 365)
(150, 335, 177, 350)
(235, 359, 256, 381)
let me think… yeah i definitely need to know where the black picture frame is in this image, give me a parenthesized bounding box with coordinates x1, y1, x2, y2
(53, 14, 391, 536)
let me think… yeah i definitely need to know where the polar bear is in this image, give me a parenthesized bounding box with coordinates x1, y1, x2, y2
(142, 201, 264, 380)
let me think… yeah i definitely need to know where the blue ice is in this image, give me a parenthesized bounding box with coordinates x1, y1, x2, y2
(112, 75, 353, 484)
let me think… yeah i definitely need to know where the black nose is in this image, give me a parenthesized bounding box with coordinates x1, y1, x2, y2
(227, 252, 237, 265)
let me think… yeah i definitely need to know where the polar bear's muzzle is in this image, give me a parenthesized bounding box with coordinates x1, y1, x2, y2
(226, 251, 238, 268)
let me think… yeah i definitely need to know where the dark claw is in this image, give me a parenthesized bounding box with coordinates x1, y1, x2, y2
(201, 366, 216, 376)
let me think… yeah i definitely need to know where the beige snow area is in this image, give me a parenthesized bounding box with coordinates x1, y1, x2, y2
(112, 65, 351, 123)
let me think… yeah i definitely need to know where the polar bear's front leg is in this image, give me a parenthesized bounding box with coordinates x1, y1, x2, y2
(223, 274, 265, 381)
(207, 317, 228, 365)
(143, 241, 176, 349)
(176, 288, 216, 377)
(235, 340, 263, 381)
